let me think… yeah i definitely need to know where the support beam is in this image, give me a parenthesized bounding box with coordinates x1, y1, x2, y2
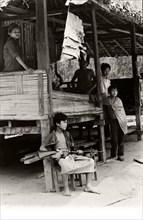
(111, 28, 142, 38)
(6, 5, 31, 14)
(0, 135, 5, 166)
(91, 6, 106, 161)
(0, 21, 3, 71)
(91, 8, 101, 105)
(136, 41, 143, 50)
(47, 5, 90, 16)
(96, 11, 115, 27)
(36, 0, 53, 141)
(130, 22, 142, 141)
(99, 41, 111, 57)
(113, 39, 129, 56)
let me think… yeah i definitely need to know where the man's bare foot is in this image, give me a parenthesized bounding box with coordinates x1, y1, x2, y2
(84, 186, 100, 194)
(63, 188, 71, 196)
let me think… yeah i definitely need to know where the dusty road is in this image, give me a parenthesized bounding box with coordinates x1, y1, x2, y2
(0, 134, 143, 220)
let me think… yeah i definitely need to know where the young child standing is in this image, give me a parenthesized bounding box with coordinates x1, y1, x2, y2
(103, 85, 127, 161)
(3, 23, 32, 73)
(100, 63, 111, 98)
(39, 112, 98, 196)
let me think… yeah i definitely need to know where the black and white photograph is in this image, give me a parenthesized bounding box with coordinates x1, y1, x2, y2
(0, 0, 143, 219)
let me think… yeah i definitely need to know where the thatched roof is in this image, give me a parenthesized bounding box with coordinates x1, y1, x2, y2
(0, 0, 143, 57)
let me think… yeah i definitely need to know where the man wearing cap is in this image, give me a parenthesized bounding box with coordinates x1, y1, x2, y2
(3, 23, 33, 73)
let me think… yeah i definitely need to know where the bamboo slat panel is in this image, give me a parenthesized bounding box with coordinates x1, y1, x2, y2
(0, 72, 45, 120)
(0, 72, 102, 121)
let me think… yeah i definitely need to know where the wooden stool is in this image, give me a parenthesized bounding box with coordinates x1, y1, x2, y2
(48, 157, 83, 192)
(21, 149, 98, 193)
(48, 150, 98, 192)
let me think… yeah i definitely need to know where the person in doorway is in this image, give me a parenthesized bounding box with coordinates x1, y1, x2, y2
(39, 112, 99, 196)
(88, 63, 111, 139)
(100, 63, 111, 98)
(71, 59, 96, 94)
(101, 63, 111, 139)
(103, 85, 127, 161)
(88, 63, 111, 98)
(3, 23, 33, 73)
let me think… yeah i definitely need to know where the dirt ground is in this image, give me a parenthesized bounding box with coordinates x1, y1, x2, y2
(0, 133, 143, 220)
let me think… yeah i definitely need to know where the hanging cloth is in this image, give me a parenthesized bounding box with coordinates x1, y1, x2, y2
(60, 12, 85, 61)
(65, 0, 89, 6)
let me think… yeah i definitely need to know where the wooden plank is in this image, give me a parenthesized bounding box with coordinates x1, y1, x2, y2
(0, 69, 46, 76)
(0, 115, 48, 120)
(38, 74, 44, 116)
(0, 126, 41, 135)
(75, 141, 97, 148)
(52, 91, 90, 101)
(21, 151, 39, 162)
(24, 156, 40, 164)
(15, 75, 23, 94)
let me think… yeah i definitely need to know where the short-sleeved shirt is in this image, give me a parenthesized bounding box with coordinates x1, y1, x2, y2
(73, 68, 95, 94)
(100, 76, 110, 97)
(3, 37, 23, 72)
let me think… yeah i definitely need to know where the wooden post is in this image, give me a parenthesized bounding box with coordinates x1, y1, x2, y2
(130, 22, 142, 141)
(36, 0, 53, 141)
(0, 135, 5, 166)
(0, 21, 3, 71)
(91, 6, 106, 161)
(43, 158, 52, 192)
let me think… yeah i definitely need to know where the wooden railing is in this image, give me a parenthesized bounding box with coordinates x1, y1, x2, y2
(0, 69, 46, 76)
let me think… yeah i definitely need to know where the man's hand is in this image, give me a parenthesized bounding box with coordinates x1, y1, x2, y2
(39, 145, 47, 152)
(76, 150, 83, 155)
(52, 151, 63, 161)
(27, 68, 34, 74)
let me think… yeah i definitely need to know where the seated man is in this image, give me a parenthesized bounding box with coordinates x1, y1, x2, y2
(71, 59, 95, 94)
(39, 112, 99, 196)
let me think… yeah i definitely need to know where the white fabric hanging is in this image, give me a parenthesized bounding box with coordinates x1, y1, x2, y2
(60, 12, 85, 61)
(65, 0, 88, 6)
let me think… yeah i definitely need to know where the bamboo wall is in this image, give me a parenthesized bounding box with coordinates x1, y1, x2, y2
(0, 73, 44, 120)
(0, 70, 102, 123)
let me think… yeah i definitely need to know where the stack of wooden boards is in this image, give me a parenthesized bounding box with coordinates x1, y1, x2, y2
(21, 151, 56, 164)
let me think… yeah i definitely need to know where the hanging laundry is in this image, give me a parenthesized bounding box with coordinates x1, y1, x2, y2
(60, 12, 85, 61)
(65, 0, 89, 6)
